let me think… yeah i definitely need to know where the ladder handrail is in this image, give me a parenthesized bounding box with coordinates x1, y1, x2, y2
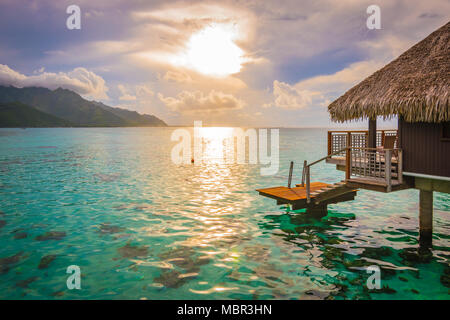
(306, 147, 348, 167)
(301, 147, 348, 202)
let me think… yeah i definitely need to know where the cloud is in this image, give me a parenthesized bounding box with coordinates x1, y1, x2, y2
(132, 3, 254, 40)
(0, 64, 109, 99)
(117, 84, 136, 101)
(117, 83, 155, 102)
(269, 80, 319, 110)
(268, 60, 384, 110)
(135, 85, 154, 99)
(84, 9, 104, 19)
(158, 90, 245, 112)
(33, 67, 45, 74)
(163, 70, 193, 83)
(108, 83, 158, 116)
(296, 60, 383, 96)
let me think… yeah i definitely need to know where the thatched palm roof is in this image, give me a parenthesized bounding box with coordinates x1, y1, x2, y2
(328, 21, 449, 123)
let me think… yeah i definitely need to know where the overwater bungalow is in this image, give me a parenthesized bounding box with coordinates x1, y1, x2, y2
(258, 21, 449, 244)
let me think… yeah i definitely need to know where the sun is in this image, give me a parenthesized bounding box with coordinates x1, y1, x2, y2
(178, 24, 245, 77)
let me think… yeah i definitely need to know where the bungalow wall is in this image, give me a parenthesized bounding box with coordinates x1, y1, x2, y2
(398, 119, 450, 178)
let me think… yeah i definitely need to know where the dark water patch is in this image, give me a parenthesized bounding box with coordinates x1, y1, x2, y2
(154, 270, 189, 289)
(159, 246, 210, 273)
(117, 243, 148, 258)
(332, 281, 350, 298)
(240, 244, 271, 263)
(133, 205, 151, 211)
(399, 247, 433, 266)
(361, 246, 393, 259)
(64, 153, 87, 159)
(113, 203, 151, 211)
(114, 233, 132, 240)
(369, 285, 397, 294)
(321, 245, 346, 268)
(35, 231, 66, 241)
(304, 289, 330, 299)
(379, 266, 397, 278)
(0, 220, 6, 229)
(38, 255, 57, 269)
(31, 223, 49, 229)
(97, 223, 125, 234)
(37, 146, 57, 148)
(13, 232, 27, 240)
(42, 159, 63, 163)
(441, 265, 450, 288)
(0, 252, 25, 274)
(16, 276, 39, 288)
(1, 159, 24, 165)
(0, 130, 21, 137)
(168, 256, 208, 272)
(51, 291, 65, 297)
(153, 247, 210, 290)
(94, 173, 121, 182)
(343, 258, 373, 270)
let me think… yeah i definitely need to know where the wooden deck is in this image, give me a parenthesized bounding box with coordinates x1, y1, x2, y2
(346, 177, 411, 193)
(257, 182, 357, 210)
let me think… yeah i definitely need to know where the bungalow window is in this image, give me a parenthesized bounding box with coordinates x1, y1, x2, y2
(442, 122, 450, 141)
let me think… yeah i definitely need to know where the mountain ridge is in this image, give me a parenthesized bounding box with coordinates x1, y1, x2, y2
(0, 102, 73, 127)
(0, 85, 167, 127)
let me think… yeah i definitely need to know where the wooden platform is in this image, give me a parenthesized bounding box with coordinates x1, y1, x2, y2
(256, 182, 357, 211)
(257, 182, 329, 202)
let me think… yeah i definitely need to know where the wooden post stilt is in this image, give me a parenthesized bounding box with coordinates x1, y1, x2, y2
(327, 131, 332, 155)
(301, 160, 307, 187)
(288, 161, 294, 188)
(345, 133, 351, 181)
(306, 166, 310, 203)
(305, 204, 328, 217)
(368, 118, 377, 148)
(385, 149, 392, 192)
(419, 189, 433, 246)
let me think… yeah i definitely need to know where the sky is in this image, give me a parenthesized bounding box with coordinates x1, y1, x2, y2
(0, 0, 449, 127)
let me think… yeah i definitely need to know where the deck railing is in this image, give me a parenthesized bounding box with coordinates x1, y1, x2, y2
(328, 130, 398, 157)
(301, 145, 403, 200)
(346, 147, 403, 192)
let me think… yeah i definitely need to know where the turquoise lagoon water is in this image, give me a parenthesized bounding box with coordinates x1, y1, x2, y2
(0, 127, 448, 300)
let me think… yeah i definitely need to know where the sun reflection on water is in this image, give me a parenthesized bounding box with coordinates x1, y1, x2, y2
(169, 127, 257, 255)
(198, 127, 235, 164)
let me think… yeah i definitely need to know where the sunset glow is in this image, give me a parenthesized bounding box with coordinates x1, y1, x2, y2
(177, 24, 245, 77)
